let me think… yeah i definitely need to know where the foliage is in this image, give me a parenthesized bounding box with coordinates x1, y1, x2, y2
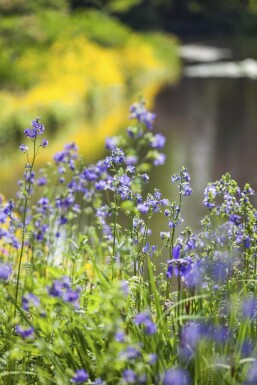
(1, 101, 257, 384)
(0, 8, 179, 190)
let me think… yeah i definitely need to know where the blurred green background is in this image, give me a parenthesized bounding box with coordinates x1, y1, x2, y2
(0, 0, 180, 196)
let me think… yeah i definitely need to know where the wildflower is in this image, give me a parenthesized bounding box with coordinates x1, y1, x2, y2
(129, 101, 156, 129)
(181, 183, 192, 197)
(137, 203, 149, 214)
(229, 214, 241, 225)
(37, 177, 47, 186)
(241, 296, 257, 319)
(93, 380, 105, 385)
(22, 293, 40, 311)
(160, 232, 170, 240)
(120, 280, 129, 296)
(147, 353, 158, 364)
(142, 243, 150, 253)
(154, 153, 166, 166)
(121, 346, 141, 360)
(140, 173, 149, 183)
(19, 144, 29, 153)
(24, 117, 44, 139)
(126, 155, 138, 165)
(151, 133, 166, 149)
(162, 368, 190, 385)
(115, 330, 125, 342)
(171, 173, 180, 183)
(244, 236, 251, 249)
(111, 148, 125, 164)
(245, 361, 257, 384)
(122, 369, 137, 384)
(40, 139, 48, 148)
(0, 263, 12, 280)
(105, 136, 119, 150)
(71, 369, 89, 383)
(134, 311, 157, 335)
(172, 245, 181, 259)
(15, 325, 34, 339)
(126, 165, 136, 174)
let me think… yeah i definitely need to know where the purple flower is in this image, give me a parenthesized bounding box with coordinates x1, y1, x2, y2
(71, 369, 89, 383)
(134, 311, 157, 335)
(171, 173, 180, 183)
(106, 136, 119, 150)
(153, 153, 166, 166)
(0, 263, 12, 280)
(121, 346, 141, 360)
(111, 148, 125, 164)
(172, 245, 181, 259)
(115, 330, 125, 342)
(229, 214, 241, 225)
(140, 173, 149, 183)
(166, 264, 173, 279)
(59, 215, 68, 225)
(246, 361, 257, 384)
(93, 380, 105, 385)
(19, 144, 29, 153)
(126, 155, 138, 165)
(37, 177, 47, 186)
(151, 133, 166, 149)
(181, 183, 192, 197)
(40, 139, 48, 148)
(24, 117, 44, 139)
(142, 243, 150, 253)
(241, 296, 257, 319)
(15, 325, 34, 339)
(63, 289, 80, 307)
(163, 368, 190, 385)
(244, 236, 251, 249)
(137, 203, 149, 214)
(129, 101, 156, 129)
(22, 293, 40, 311)
(147, 353, 158, 364)
(122, 369, 137, 384)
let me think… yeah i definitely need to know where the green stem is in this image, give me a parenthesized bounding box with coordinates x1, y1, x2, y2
(14, 139, 37, 318)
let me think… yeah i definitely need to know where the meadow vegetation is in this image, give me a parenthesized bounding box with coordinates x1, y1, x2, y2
(1, 101, 257, 384)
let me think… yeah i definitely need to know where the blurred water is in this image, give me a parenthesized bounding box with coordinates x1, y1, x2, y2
(150, 39, 257, 237)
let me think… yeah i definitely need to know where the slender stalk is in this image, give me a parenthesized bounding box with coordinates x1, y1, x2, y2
(14, 139, 37, 317)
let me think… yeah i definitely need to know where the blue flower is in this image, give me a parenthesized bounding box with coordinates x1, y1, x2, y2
(15, 325, 34, 339)
(105, 136, 119, 150)
(151, 133, 166, 149)
(134, 311, 157, 335)
(22, 293, 40, 311)
(40, 139, 48, 148)
(19, 144, 29, 153)
(162, 368, 190, 385)
(71, 369, 89, 383)
(245, 361, 257, 384)
(0, 263, 12, 280)
(137, 203, 149, 214)
(37, 177, 47, 186)
(122, 369, 137, 384)
(172, 245, 181, 259)
(115, 330, 125, 342)
(129, 101, 156, 129)
(24, 117, 44, 139)
(154, 153, 166, 166)
(111, 148, 125, 164)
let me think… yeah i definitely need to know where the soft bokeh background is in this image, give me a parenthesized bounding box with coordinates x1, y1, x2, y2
(2, 0, 257, 231)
